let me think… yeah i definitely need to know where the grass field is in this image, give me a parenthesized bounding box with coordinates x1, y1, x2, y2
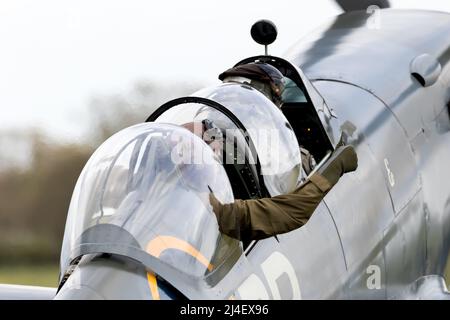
(0, 265, 59, 288)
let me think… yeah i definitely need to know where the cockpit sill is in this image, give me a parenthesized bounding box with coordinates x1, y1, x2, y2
(58, 238, 250, 299)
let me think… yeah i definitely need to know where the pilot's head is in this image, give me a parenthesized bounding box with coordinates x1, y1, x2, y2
(218, 62, 285, 108)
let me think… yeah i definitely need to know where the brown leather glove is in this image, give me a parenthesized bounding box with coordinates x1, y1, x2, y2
(318, 145, 358, 186)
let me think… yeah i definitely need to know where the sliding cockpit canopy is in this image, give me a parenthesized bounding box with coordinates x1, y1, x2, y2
(60, 123, 242, 289)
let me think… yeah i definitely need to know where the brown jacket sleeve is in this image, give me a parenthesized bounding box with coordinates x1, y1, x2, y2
(210, 173, 332, 241)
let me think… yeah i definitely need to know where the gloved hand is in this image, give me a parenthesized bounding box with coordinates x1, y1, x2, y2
(318, 145, 358, 186)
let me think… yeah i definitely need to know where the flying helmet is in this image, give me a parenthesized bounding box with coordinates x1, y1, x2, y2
(219, 62, 286, 107)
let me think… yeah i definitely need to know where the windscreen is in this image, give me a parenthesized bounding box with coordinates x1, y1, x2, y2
(60, 123, 241, 282)
(282, 78, 308, 103)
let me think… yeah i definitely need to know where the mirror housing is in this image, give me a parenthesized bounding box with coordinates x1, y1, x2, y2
(410, 53, 442, 87)
(251, 20, 277, 55)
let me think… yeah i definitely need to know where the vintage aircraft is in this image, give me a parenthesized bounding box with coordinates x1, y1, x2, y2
(1, 0, 450, 299)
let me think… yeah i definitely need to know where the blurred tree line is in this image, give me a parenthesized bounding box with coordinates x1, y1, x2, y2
(0, 80, 202, 266)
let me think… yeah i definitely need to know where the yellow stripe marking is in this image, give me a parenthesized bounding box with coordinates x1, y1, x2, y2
(145, 235, 214, 299)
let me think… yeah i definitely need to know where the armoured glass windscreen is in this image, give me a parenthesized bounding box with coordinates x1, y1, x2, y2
(60, 122, 241, 282)
(168, 83, 302, 196)
(282, 78, 308, 103)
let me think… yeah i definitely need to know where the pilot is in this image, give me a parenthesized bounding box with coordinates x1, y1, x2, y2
(185, 62, 358, 242)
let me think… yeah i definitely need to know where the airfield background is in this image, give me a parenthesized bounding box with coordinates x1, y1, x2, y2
(1, 0, 450, 288)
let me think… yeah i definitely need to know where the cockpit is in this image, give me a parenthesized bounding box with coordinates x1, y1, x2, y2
(59, 55, 337, 297)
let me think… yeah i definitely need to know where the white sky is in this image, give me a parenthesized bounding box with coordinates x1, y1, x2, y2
(1, 0, 449, 142)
